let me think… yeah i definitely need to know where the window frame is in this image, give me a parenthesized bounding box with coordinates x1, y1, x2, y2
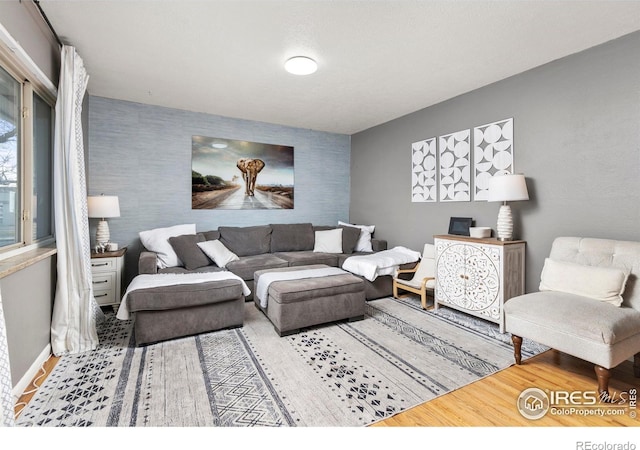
(0, 42, 56, 257)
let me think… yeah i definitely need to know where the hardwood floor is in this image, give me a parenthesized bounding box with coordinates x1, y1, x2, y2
(14, 354, 60, 419)
(373, 349, 639, 427)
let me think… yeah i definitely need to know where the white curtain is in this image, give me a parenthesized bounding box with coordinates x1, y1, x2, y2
(0, 290, 14, 427)
(51, 45, 103, 356)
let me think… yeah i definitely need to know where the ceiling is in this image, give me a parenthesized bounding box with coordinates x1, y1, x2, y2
(38, 1, 640, 135)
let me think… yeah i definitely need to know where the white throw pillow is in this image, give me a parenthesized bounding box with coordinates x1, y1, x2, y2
(139, 224, 196, 269)
(539, 258, 629, 307)
(313, 229, 343, 253)
(197, 240, 239, 268)
(338, 221, 375, 252)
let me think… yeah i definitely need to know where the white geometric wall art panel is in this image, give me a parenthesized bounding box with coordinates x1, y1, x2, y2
(439, 129, 471, 202)
(411, 138, 437, 202)
(473, 118, 514, 201)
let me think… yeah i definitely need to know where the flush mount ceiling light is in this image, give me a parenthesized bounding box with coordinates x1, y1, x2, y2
(284, 56, 317, 75)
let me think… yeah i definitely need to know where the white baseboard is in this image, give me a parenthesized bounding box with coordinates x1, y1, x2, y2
(12, 344, 51, 404)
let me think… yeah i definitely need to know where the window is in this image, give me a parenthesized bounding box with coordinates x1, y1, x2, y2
(0, 57, 55, 253)
(0, 66, 20, 248)
(32, 93, 53, 240)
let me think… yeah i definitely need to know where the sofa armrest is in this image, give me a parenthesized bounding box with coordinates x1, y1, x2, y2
(371, 239, 387, 252)
(139, 251, 158, 274)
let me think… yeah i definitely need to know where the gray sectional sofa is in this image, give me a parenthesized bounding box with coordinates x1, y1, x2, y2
(137, 223, 399, 300)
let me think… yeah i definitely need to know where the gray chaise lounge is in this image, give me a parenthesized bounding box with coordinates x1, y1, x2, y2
(127, 277, 246, 346)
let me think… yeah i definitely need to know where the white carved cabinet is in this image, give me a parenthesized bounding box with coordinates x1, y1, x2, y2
(433, 235, 525, 332)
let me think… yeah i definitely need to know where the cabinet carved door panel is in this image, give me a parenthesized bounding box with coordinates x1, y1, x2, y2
(436, 242, 501, 321)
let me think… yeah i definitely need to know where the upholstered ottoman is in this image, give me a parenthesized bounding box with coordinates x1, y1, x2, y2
(253, 264, 366, 336)
(122, 275, 249, 346)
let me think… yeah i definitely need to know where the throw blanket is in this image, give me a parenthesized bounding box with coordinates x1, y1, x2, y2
(255, 267, 347, 308)
(342, 246, 421, 282)
(116, 272, 251, 320)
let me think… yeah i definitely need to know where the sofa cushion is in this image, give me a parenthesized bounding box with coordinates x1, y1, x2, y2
(504, 291, 640, 345)
(313, 229, 343, 253)
(127, 279, 245, 312)
(139, 223, 196, 268)
(274, 251, 339, 267)
(158, 265, 225, 274)
(168, 233, 210, 270)
(219, 225, 272, 256)
(197, 240, 239, 268)
(226, 254, 289, 280)
(264, 273, 365, 305)
(539, 258, 629, 306)
(270, 223, 315, 252)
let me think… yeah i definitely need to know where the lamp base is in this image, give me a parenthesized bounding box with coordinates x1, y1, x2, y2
(496, 204, 513, 241)
(96, 219, 110, 245)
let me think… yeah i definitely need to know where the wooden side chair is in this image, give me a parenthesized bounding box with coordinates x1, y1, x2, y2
(392, 243, 436, 309)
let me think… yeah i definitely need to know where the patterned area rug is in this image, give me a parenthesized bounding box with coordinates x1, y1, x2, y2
(16, 296, 545, 427)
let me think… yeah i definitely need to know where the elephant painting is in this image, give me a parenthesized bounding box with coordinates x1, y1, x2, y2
(237, 158, 265, 196)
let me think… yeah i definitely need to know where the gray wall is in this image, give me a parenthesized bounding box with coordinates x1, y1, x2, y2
(2, 258, 56, 384)
(0, 3, 60, 388)
(0, 1, 60, 84)
(351, 31, 640, 293)
(88, 96, 351, 285)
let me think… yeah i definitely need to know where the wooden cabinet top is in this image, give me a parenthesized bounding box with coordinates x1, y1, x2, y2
(434, 235, 526, 246)
(91, 247, 127, 258)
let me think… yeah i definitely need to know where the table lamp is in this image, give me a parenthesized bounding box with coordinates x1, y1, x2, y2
(87, 195, 120, 246)
(487, 174, 529, 241)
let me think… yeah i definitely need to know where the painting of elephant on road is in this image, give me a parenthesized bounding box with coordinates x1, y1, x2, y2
(191, 135, 294, 210)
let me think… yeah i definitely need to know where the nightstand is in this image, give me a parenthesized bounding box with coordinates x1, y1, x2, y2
(90, 247, 126, 309)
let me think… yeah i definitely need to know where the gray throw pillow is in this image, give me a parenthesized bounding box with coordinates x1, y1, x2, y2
(201, 230, 220, 241)
(168, 233, 211, 270)
(339, 225, 361, 254)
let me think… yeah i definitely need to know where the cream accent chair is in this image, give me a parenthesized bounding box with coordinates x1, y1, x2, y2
(504, 237, 640, 399)
(393, 243, 436, 309)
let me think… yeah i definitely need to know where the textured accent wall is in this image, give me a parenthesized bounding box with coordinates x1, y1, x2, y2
(88, 96, 350, 283)
(350, 31, 640, 293)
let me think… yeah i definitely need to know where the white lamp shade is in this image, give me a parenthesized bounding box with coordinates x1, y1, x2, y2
(87, 195, 120, 218)
(487, 174, 529, 202)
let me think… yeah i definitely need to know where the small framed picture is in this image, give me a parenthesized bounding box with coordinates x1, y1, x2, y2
(448, 217, 473, 236)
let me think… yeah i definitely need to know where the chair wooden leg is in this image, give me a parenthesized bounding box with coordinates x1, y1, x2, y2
(511, 334, 522, 365)
(392, 282, 399, 299)
(420, 292, 427, 310)
(594, 365, 611, 400)
(634, 353, 640, 378)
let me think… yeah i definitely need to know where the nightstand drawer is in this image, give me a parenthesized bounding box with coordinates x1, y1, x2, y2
(91, 258, 116, 272)
(94, 289, 116, 306)
(91, 272, 115, 291)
